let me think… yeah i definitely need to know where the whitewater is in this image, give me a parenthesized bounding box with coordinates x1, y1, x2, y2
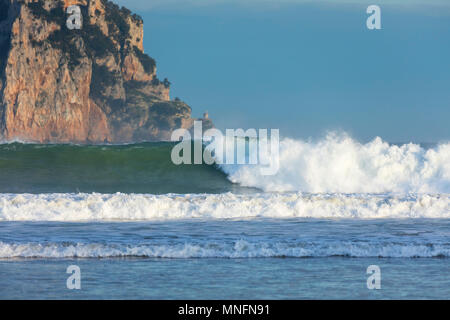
(220, 134, 450, 194)
(1, 240, 449, 259)
(1, 135, 449, 299)
(0, 134, 448, 221)
(0, 192, 449, 221)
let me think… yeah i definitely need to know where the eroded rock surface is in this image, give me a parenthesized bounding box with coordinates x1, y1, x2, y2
(0, 0, 209, 143)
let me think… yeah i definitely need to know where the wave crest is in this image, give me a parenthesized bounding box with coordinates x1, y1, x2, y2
(1, 240, 448, 259)
(220, 134, 450, 193)
(0, 192, 448, 221)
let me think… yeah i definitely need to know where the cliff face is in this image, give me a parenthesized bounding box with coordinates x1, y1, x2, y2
(0, 0, 205, 143)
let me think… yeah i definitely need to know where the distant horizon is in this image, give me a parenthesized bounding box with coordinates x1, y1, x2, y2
(114, 0, 450, 143)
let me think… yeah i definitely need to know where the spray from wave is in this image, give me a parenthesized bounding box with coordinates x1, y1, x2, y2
(220, 133, 450, 194)
(0, 134, 449, 195)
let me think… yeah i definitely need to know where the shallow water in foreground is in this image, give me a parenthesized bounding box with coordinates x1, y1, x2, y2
(1, 257, 448, 299)
(0, 219, 448, 299)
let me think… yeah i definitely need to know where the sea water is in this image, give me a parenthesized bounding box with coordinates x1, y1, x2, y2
(0, 135, 449, 299)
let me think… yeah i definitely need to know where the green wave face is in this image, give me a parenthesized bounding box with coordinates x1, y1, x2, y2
(0, 143, 248, 194)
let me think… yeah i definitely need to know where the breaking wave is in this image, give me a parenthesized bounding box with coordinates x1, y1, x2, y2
(220, 134, 450, 194)
(1, 134, 449, 194)
(0, 240, 448, 259)
(0, 192, 449, 221)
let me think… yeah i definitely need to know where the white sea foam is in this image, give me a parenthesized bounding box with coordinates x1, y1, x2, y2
(0, 240, 448, 258)
(219, 134, 450, 194)
(0, 192, 448, 221)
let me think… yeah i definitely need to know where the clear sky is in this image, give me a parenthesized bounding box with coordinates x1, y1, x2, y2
(115, 0, 450, 143)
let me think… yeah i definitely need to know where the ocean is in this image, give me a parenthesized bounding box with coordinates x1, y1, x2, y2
(0, 136, 449, 299)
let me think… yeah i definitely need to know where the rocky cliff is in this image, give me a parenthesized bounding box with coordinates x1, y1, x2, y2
(0, 0, 210, 143)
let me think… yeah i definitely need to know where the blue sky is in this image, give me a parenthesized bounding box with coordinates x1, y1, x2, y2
(115, 0, 450, 142)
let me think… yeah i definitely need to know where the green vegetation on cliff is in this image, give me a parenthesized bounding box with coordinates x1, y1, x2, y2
(29, 2, 116, 68)
(28, 0, 66, 25)
(133, 46, 156, 74)
(90, 64, 118, 97)
(27, 1, 154, 72)
(0, 0, 204, 143)
(27, 0, 161, 104)
(103, 1, 130, 46)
